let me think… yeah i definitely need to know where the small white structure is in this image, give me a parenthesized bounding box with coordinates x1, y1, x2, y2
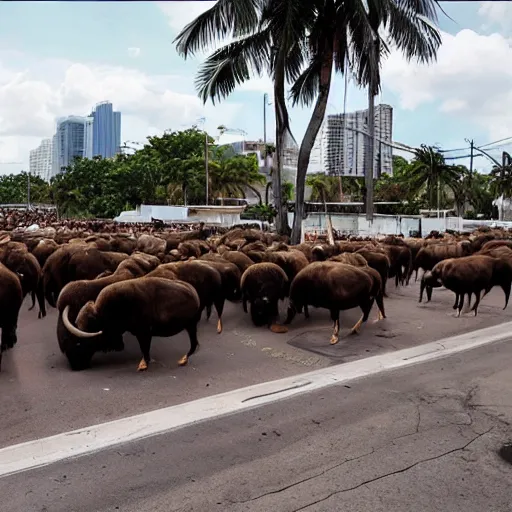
(114, 204, 246, 225)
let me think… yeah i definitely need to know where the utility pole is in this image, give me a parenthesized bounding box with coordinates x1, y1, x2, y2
(263, 93, 268, 146)
(27, 171, 31, 207)
(469, 139, 474, 173)
(205, 131, 209, 206)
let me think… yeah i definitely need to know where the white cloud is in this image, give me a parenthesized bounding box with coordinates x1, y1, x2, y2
(156, 1, 215, 33)
(127, 47, 141, 58)
(478, 1, 512, 32)
(381, 28, 512, 141)
(157, 1, 237, 61)
(0, 53, 242, 174)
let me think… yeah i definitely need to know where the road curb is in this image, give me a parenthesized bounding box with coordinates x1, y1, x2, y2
(1, 320, 511, 478)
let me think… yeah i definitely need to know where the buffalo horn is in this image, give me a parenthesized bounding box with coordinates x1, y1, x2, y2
(62, 305, 103, 338)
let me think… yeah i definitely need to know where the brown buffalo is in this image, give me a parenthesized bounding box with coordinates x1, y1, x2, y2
(414, 242, 472, 280)
(221, 251, 254, 273)
(31, 238, 59, 267)
(0, 263, 23, 371)
(285, 262, 384, 345)
(241, 262, 288, 329)
(431, 255, 512, 316)
(57, 253, 161, 370)
(43, 245, 128, 307)
(147, 260, 225, 333)
(355, 249, 391, 297)
(195, 259, 241, 301)
(62, 277, 201, 371)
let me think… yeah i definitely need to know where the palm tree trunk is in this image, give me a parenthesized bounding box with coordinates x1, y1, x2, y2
(291, 49, 334, 244)
(273, 44, 291, 236)
(265, 181, 272, 205)
(246, 184, 263, 205)
(366, 87, 375, 221)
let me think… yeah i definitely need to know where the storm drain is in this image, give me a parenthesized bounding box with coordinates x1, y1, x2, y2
(498, 443, 512, 465)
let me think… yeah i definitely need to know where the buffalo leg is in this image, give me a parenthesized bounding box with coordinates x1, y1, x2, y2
(36, 279, 46, 319)
(242, 296, 248, 314)
(470, 290, 482, 316)
(349, 314, 365, 335)
(178, 323, 199, 366)
(375, 293, 386, 320)
(465, 292, 473, 312)
(330, 310, 340, 345)
(453, 293, 460, 310)
(28, 291, 36, 311)
(351, 298, 374, 335)
(284, 304, 297, 325)
(426, 286, 433, 302)
(136, 334, 152, 372)
(304, 304, 310, 319)
(215, 297, 225, 334)
(205, 304, 212, 320)
(270, 301, 288, 334)
(456, 293, 467, 318)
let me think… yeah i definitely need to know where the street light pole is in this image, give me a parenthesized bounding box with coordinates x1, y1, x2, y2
(27, 171, 31, 207)
(263, 93, 268, 146)
(205, 130, 209, 206)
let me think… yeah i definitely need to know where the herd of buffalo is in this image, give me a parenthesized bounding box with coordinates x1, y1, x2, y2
(0, 221, 511, 373)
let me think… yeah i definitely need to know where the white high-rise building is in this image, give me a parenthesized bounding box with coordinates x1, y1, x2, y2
(29, 138, 53, 181)
(311, 104, 393, 178)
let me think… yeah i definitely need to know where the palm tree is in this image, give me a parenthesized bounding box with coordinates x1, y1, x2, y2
(490, 164, 512, 220)
(407, 145, 461, 211)
(290, 0, 442, 242)
(306, 173, 340, 203)
(209, 155, 266, 204)
(174, 0, 310, 235)
(449, 165, 490, 217)
(174, 0, 441, 241)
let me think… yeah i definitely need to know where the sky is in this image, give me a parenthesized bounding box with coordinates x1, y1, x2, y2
(0, 1, 512, 175)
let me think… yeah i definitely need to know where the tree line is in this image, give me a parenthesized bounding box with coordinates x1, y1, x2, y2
(2, 136, 509, 223)
(305, 144, 509, 220)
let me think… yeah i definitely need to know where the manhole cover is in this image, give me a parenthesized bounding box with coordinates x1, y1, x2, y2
(499, 443, 512, 465)
(375, 332, 397, 339)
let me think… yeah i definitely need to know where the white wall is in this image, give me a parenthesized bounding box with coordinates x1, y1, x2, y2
(114, 205, 242, 225)
(289, 213, 422, 237)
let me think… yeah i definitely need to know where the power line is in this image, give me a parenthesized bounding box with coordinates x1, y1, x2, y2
(445, 154, 482, 161)
(437, 134, 512, 155)
(478, 137, 512, 148)
(439, 146, 470, 153)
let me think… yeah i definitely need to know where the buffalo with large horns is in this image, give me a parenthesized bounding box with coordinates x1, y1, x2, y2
(61, 277, 201, 371)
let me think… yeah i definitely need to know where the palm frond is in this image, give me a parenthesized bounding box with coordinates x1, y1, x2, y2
(395, 0, 439, 22)
(385, 2, 441, 63)
(195, 29, 272, 104)
(174, 0, 260, 58)
(289, 58, 322, 107)
(285, 39, 310, 84)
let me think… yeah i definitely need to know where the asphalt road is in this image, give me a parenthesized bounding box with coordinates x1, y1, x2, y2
(0, 280, 510, 449)
(2, 334, 512, 512)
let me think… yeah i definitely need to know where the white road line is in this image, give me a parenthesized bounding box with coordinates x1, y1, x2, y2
(0, 321, 511, 478)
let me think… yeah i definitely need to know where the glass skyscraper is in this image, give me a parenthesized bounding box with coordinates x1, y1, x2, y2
(90, 101, 122, 158)
(51, 116, 93, 178)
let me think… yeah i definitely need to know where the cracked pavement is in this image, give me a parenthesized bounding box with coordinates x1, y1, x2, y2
(2, 336, 512, 511)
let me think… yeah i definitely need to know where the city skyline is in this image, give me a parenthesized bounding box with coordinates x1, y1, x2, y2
(29, 101, 122, 181)
(2, 3, 511, 177)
